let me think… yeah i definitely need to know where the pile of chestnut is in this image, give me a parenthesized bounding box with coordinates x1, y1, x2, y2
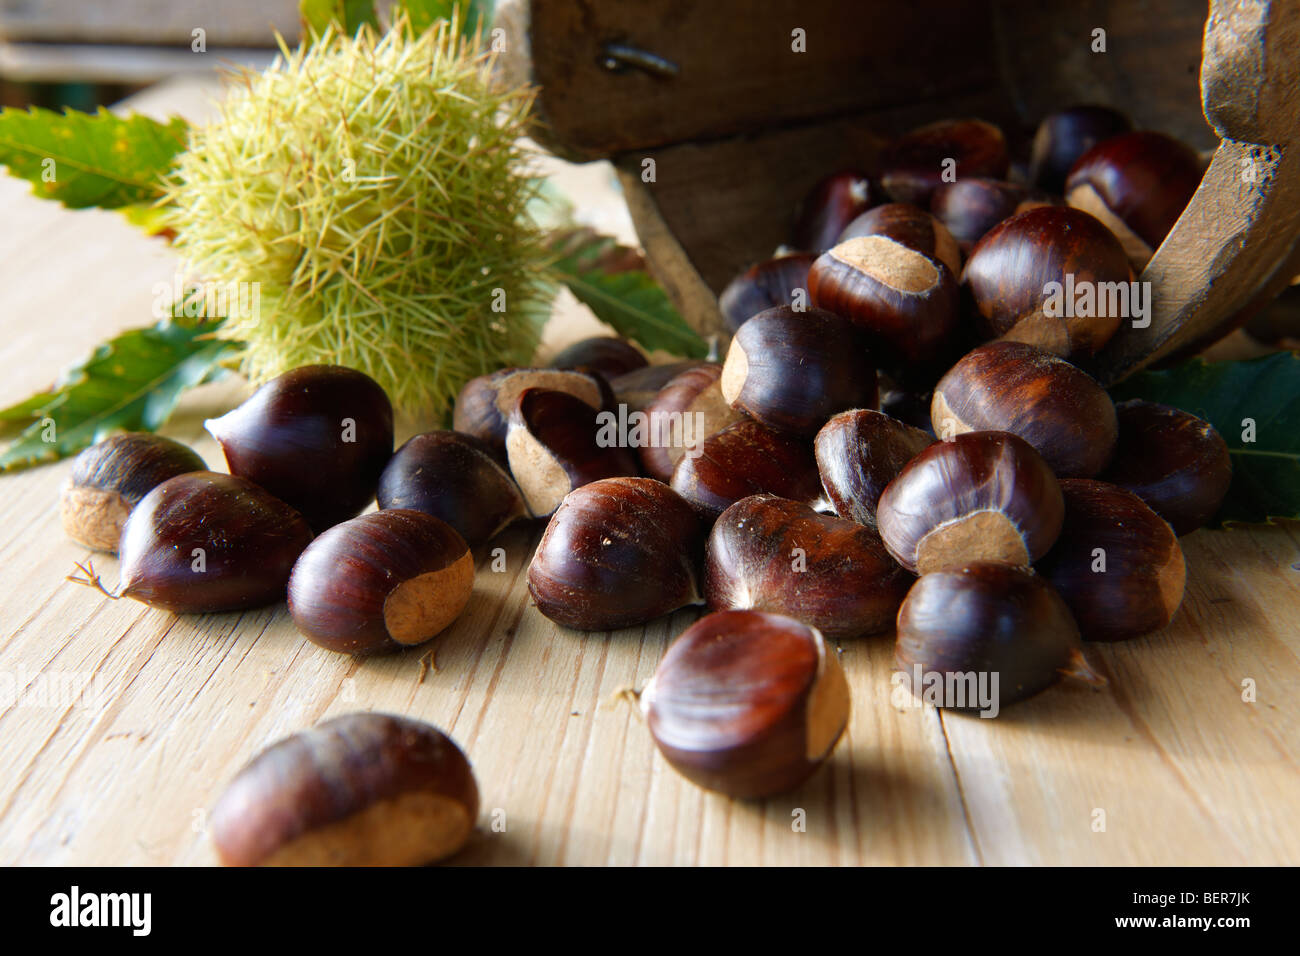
(56, 104, 1234, 858)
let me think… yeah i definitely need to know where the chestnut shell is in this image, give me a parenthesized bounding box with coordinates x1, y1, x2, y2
(718, 253, 818, 332)
(814, 408, 935, 528)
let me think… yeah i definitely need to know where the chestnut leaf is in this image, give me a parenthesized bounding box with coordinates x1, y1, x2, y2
(0, 318, 238, 472)
(548, 227, 709, 359)
(0, 107, 187, 210)
(1108, 352, 1300, 526)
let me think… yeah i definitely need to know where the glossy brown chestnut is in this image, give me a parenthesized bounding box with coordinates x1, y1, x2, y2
(608, 360, 709, 413)
(961, 206, 1133, 358)
(639, 363, 743, 482)
(1029, 105, 1133, 193)
(640, 609, 849, 798)
(718, 253, 818, 332)
(814, 409, 935, 528)
(670, 418, 825, 519)
(1037, 479, 1186, 642)
(808, 235, 960, 364)
(791, 169, 878, 253)
(453, 366, 608, 456)
(1065, 130, 1203, 268)
(61, 433, 206, 552)
(377, 431, 528, 549)
(836, 202, 962, 276)
(928, 178, 1057, 253)
(720, 305, 877, 436)
(287, 509, 473, 655)
(895, 562, 1101, 713)
(1102, 400, 1232, 535)
(931, 341, 1118, 477)
(877, 431, 1064, 574)
(114, 471, 312, 612)
(527, 477, 704, 630)
(705, 495, 911, 639)
(879, 118, 1010, 206)
(210, 713, 478, 866)
(549, 335, 647, 380)
(505, 387, 640, 517)
(205, 365, 393, 533)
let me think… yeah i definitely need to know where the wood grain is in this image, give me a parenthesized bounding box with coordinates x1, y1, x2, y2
(0, 79, 1297, 866)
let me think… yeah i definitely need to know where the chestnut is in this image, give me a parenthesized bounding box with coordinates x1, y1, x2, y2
(1101, 400, 1232, 535)
(1037, 479, 1186, 642)
(705, 494, 911, 639)
(931, 341, 1118, 478)
(608, 360, 709, 413)
(895, 562, 1101, 713)
(205, 365, 394, 533)
(928, 178, 1057, 253)
(210, 713, 478, 866)
(808, 235, 960, 364)
(1065, 130, 1203, 269)
(61, 433, 206, 552)
(1029, 105, 1133, 193)
(453, 366, 608, 456)
(876, 431, 1064, 574)
(377, 431, 528, 549)
(836, 202, 962, 277)
(288, 510, 474, 656)
(961, 206, 1132, 358)
(549, 335, 647, 380)
(108, 471, 313, 613)
(814, 408, 935, 528)
(639, 363, 743, 482)
(718, 253, 817, 332)
(720, 305, 877, 436)
(527, 477, 704, 630)
(505, 387, 640, 518)
(670, 418, 825, 519)
(639, 609, 849, 798)
(791, 169, 878, 253)
(879, 118, 1010, 206)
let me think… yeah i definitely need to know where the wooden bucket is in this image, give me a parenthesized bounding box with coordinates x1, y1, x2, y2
(496, 0, 1300, 382)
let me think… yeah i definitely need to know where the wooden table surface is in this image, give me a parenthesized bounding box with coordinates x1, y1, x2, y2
(1, 79, 1298, 867)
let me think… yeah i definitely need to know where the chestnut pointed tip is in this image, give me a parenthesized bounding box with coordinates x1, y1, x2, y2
(1061, 649, 1107, 688)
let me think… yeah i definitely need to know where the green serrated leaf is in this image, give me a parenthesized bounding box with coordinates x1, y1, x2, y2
(0, 319, 240, 472)
(549, 229, 709, 359)
(1108, 352, 1300, 526)
(0, 107, 187, 210)
(300, 0, 379, 39)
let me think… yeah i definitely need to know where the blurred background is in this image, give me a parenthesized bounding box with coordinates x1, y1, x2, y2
(0, 0, 300, 110)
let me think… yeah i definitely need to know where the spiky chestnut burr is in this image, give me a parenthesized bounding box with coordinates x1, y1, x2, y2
(166, 16, 550, 418)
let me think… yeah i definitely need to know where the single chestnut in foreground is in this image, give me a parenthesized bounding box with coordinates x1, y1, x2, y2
(549, 335, 647, 381)
(961, 206, 1132, 358)
(809, 235, 959, 364)
(721, 306, 877, 436)
(205, 365, 394, 533)
(640, 610, 849, 798)
(1101, 400, 1232, 535)
(931, 341, 1118, 478)
(815, 409, 935, 528)
(377, 431, 528, 549)
(61, 433, 206, 552)
(896, 562, 1101, 714)
(528, 478, 704, 631)
(1037, 480, 1186, 642)
(453, 366, 607, 455)
(505, 387, 639, 518)
(1029, 105, 1133, 193)
(879, 118, 1010, 206)
(1065, 130, 1203, 269)
(877, 431, 1064, 574)
(639, 363, 742, 482)
(670, 418, 825, 519)
(288, 510, 473, 656)
(210, 713, 478, 866)
(705, 495, 911, 639)
(113, 471, 312, 612)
